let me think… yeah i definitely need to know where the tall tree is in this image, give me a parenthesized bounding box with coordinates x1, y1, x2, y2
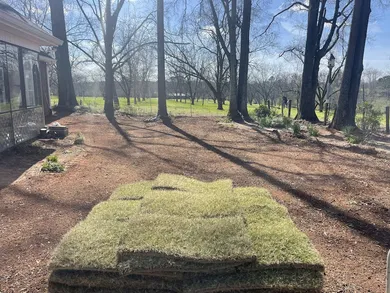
(74, 0, 152, 120)
(209, 0, 241, 121)
(157, 0, 168, 118)
(296, 0, 352, 122)
(48, 0, 78, 110)
(237, 0, 252, 120)
(331, 0, 371, 130)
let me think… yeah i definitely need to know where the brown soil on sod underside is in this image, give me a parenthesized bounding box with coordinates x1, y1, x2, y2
(0, 114, 389, 293)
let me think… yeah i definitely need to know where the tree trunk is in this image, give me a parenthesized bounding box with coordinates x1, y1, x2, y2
(331, 0, 371, 130)
(298, 0, 320, 122)
(237, 0, 251, 120)
(216, 92, 223, 110)
(227, 0, 240, 121)
(48, 0, 78, 110)
(126, 96, 130, 105)
(157, 0, 168, 118)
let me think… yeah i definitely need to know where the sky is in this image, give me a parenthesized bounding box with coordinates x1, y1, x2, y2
(263, 0, 390, 74)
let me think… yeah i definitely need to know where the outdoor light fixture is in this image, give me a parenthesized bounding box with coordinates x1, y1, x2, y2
(328, 53, 336, 69)
(324, 53, 336, 116)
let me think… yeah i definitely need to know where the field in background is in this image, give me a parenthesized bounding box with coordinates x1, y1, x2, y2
(51, 96, 390, 126)
(51, 96, 331, 119)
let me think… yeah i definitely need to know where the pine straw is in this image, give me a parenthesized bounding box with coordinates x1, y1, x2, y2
(49, 174, 324, 292)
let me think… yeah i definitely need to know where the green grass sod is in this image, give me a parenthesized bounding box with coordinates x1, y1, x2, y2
(49, 174, 324, 292)
(109, 181, 154, 200)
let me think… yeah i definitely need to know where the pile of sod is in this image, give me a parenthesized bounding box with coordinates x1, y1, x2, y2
(49, 174, 324, 293)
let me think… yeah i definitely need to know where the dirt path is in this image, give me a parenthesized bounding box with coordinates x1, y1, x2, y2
(1, 114, 389, 292)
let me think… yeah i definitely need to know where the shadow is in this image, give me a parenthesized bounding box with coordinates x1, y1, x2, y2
(163, 120, 390, 249)
(108, 118, 132, 144)
(45, 109, 73, 124)
(0, 143, 55, 191)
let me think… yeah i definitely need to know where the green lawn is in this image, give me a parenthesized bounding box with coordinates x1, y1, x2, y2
(51, 96, 388, 126)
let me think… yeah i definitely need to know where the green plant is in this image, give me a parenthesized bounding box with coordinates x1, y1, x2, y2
(356, 102, 381, 138)
(42, 155, 64, 172)
(282, 117, 293, 128)
(259, 116, 272, 127)
(292, 122, 301, 137)
(74, 133, 85, 145)
(307, 124, 319, 137)
(342, 126, 355, 137)
(346, 135, 363, 144)
(41, 161, 65, 172)
(254, 104, 271, 118)
(47, 154, 58, 163)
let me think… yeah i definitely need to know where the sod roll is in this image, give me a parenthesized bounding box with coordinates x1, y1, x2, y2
(49, 174, 324, 293)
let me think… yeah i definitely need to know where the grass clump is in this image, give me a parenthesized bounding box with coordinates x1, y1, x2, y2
(307, 124, 319, 137)
(41, 155, 64, 172)
(49, 174, 324, 292)
(292, 122, 302, 137)
(342, 126, 364, 144)
(259, 116, 273, 127)
(74, 133, 85, 145)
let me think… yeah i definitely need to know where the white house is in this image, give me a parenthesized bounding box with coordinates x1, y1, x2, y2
(0, 1, 62, 152)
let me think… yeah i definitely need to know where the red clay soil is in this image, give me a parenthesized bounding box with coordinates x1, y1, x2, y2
(0, 114, 389, 293)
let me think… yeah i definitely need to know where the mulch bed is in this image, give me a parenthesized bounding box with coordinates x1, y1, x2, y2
(0, 114, 389, 292)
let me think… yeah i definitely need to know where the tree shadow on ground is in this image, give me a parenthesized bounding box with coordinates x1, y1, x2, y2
(108, 118, 132, 144)
(0, 144, 54, 191)
(163, 119, 390, 249)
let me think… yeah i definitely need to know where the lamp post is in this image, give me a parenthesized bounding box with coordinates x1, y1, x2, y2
(324, 54, 335, 124)
(325, 53, 336, 107)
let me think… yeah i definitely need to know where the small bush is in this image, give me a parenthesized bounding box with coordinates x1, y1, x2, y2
(255, 104, 271, 118)
(282, 117, 293, 128)
(259, 116, 272, 127)
(47, 154, 58, 163)
(307, 124, 319, 137)
(292, 122, 301, 137)
(346, 135, 363, 144)
(74, 133, 85, 145)
(356, 102, 381, 138)
(42, 155, 64, 172)
(342, 126, 355, 137)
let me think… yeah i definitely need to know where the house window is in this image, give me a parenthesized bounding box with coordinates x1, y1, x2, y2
(0, 43, 9, 112)
(22, 49, 40, 107)
(6, 44, 23, 110)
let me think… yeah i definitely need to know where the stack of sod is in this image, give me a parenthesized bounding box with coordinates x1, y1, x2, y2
(49, 174, 324, 293)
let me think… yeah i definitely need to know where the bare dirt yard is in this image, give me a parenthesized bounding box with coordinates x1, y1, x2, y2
(1, 114, 390, 293)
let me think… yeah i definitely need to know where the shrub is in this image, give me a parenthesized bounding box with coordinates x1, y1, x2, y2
(292, 122, 301, 137)
(342, 126, 363, 144)
(282, 117, 293, 128)
(47, 154, 58, 163)
(346, 135, 363, 144)
(342, 126, 355, 137)
(74, 133, 85, 145)
(42, 155, 64, 172)
(255, 104, 271, 118)
(259, 116, 272, 127)
(356, 102, 381, 138)
(307, 124, 319, 137)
